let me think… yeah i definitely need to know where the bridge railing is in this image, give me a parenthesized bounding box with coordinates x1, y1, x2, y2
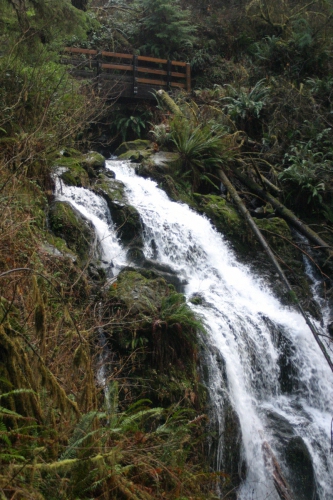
(62, 47, 191, 97)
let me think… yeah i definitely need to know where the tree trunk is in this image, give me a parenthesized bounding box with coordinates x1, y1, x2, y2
(233, 167, 333, 257)
(156, 90, 182, 116)
(218, 168, 333, 374)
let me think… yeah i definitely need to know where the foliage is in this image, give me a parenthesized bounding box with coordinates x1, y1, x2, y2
(0, 0, 89, 42)
(222, 79, 270, 128)
(279, 131, 333, 211)
(110, 106, 153, 142)
(138, 0, 197, 57)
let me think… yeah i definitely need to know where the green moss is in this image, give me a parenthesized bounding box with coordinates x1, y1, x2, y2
(56, 157, 90, 187)
(109, 270, 167, 315)
(107, 269, 203, 405)
(81, 152, 106, 170)
(255, 217, 295, 259)
(115, 139, 152, 156)
(94, 175, 125, 204)
(199, 194, 247, 241)
(44, 233, 76, 259)
(94, 175, 143, 247)
(118, 149, 153, 162)
(48, 201, 95, 264)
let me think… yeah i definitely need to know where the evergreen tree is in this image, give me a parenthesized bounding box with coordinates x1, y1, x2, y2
(139, 0, 196, 57)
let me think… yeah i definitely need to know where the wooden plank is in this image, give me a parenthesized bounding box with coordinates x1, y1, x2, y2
(138, 67, 167, 76)
(137, 77, 168, 86)
(138, 55, 168, 64)
(101, 51, 133, 59)
(101, 63, 133, 71)
(171, 60, 187, 67)
(171, 71, 186, 78)
(65, 47, 97, 55)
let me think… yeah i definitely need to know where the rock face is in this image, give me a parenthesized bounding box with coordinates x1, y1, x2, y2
(115, 139, 152, 156)
(49, 201, 97, 264)
(104, 269, 204, 408)
(265, 410, 319, 500)
(93, 173, 143, 248)
(53, 149, 106, 187)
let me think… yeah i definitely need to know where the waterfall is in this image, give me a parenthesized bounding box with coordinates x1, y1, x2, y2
(55, 161, 333, 499)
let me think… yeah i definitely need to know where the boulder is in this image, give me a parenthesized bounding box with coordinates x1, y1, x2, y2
(49, 201, 97, 264)
(115, 139, 152, 156)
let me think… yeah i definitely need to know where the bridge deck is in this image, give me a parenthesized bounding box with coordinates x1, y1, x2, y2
(62, 48, 191, 100)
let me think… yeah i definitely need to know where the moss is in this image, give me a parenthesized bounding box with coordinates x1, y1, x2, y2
(118, 149, 153, 163)
(48, 201, 96, 264)
(115, 139, 152, 156)
(81, 151, 106, 170)
(109, 270, 167, 315)
(198, 194, 247, 244)
(44, 233, 77, 260)
(54, 150, 105, 186)
(256, 217, 292, 254)
(106, 269, 203, 408)
(94, 174, 125, 204)
(94, 175, 143, 247)
(56, 157, 90, 187)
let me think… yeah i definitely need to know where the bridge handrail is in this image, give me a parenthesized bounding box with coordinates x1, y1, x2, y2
(63, 47, 191, 93)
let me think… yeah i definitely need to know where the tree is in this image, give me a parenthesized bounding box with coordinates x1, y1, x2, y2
(1, 0, 87, 39)
(139, 0, 196, 57)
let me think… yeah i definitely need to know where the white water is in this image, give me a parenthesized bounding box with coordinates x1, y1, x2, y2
(55, 177, 127, 271)
(55, 161, 333, 499)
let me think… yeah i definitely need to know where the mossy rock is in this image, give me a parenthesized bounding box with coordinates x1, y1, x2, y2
(53, 153, 90, 187)
(49, 201, 96, 264)
(118, 149, 152, 163)
(107, 269, 202, 408)
(81, 151, 106, 171)
(198, 194, 247, 244)
(115, 139, 151, 156)
(93, 174, 143, 247)
(94, 174, 125, 204)
(256, 217, 293, 255)
(109, 269, 167, 315)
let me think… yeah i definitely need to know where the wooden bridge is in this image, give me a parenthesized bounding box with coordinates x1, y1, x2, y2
(63, 47, 191, 100)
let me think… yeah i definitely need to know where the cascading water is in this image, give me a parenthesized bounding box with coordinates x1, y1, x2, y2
(55, 161, 333, 499)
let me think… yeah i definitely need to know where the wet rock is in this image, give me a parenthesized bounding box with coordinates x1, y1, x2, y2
(118, 149, 152, 163)
(328, 321, 333, 338)
(93, 174, 143, 248)
(87, 263, 106, 282)
(115, 139, 152, 156)
(125, 250, 186, 292)
(264, 411, 319, 500)
(49, 201, 97, 264)
(200, 344, 244, 497)
(82, 151, 106, 171)
(284, 436, 319, 500)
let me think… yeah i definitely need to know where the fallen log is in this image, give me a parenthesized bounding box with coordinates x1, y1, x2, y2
(217, 168, 333, 374)
(156, 89, 182, 116)
(262, 441, 294, 500)
(232, 167, 332, 257)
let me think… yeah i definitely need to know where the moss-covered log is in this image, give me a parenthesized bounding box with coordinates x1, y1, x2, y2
(233, 167, 333, 257)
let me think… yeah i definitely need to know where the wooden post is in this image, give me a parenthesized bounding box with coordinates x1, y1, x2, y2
(167, 60, 172, 90)
(96, 52, 101, 77)
(133, 54, 138, 96)
(186, 63, 191, 92)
